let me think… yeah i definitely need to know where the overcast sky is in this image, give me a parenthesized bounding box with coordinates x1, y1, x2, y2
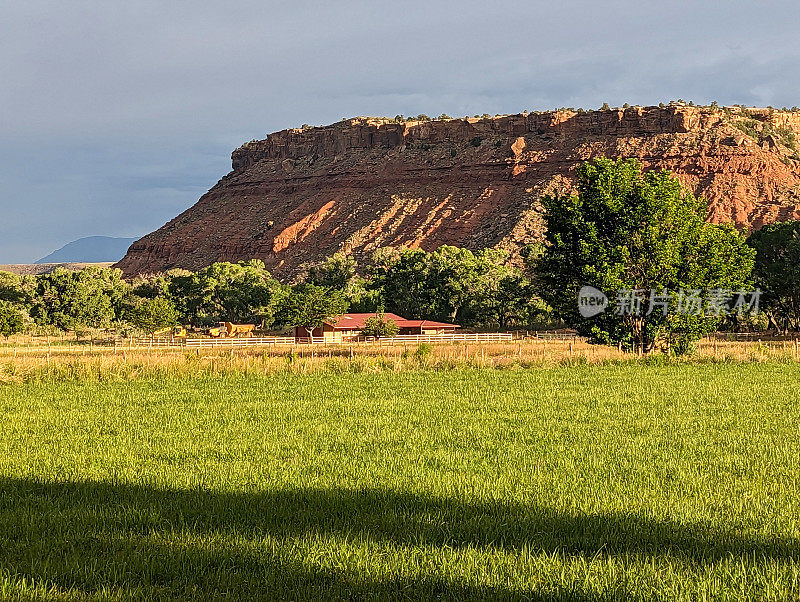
(1, 0, 799, 262)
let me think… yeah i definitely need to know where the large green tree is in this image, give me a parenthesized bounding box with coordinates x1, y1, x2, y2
(0, 301, 24, 338)
(423, 246, 485, 321)
(277, 284, 348, 338)
(130, 297, 180, 334)
(367, 246, 539, 327)
(305, 252, 358, 290)
(30, 266, 129, 330)
(0, 271, 32, 306)
(304, 252, 379, 312)
(367, 247, 433, 319)
(746, 221, 800, 333)
(466, 249, 543, 328)
(168, 260, 285, 326)
(531, 158, 754, 353)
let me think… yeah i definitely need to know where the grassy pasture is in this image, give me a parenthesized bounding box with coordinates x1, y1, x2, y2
(2, 336, 800, 383)
(0, 363, 799, 599)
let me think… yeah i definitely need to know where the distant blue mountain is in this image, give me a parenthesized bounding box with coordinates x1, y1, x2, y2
(35, 236, 138, 264)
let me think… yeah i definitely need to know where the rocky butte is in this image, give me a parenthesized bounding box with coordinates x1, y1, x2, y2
(116, 104, 800, 278)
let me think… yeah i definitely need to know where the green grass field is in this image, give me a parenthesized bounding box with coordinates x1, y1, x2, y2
(1, 363, 798, 600)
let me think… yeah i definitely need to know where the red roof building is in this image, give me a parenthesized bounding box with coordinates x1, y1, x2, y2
(294, 312, 459, 341)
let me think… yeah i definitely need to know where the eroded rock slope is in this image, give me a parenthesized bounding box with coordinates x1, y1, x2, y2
(116, 105, 800, 277)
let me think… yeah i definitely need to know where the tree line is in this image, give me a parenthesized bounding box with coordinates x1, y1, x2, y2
(0, 245, 546, 338)
(2, 158, 800, 351)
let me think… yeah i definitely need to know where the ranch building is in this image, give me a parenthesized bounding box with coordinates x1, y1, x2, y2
(294, 312, 459, 342)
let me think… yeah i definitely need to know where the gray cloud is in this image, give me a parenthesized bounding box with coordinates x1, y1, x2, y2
(2, 0, 799, 261)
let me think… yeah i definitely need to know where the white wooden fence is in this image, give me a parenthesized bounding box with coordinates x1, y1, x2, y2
(526, 331, 584, 341)
(296, 333, 513, 345)
(705, 332, 797, 342)
(352, 333, 513, 344)
(184, 336, 296, 348)
(135, 332, 513, 348)
(136, 336, 295, 349)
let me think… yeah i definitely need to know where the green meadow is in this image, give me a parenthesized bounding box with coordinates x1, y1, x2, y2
(0, 363, 798, 600)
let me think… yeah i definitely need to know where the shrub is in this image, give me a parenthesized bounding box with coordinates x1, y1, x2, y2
(731, 118, 798, 155)
(414, 343, 432, 362)
(361, 313, 399, 338)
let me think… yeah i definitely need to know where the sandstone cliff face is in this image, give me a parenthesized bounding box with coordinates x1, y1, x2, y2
(116, 105, 800, 278)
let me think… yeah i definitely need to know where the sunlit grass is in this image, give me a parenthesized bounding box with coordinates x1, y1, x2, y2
(2, 337, 800, 384)
(0, 363, 798, 599)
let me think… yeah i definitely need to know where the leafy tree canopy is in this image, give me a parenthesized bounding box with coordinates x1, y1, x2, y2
(168, 260, 285, 326)
(0, 301, 24, 338)
(305, 252, 358, 290)
(130, 297, 180, 334)
(304, 252, 379, 312)
(367, 246, 541, 327)
(30, 266, 129, 330)
(746, 220, 800, 333)
(277, 283, 348, 337)
(0, 271, 32, 306)
(530, 158, 754, 352)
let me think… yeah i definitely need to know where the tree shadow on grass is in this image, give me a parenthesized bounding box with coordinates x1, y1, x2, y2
(0, 477, 796, 600)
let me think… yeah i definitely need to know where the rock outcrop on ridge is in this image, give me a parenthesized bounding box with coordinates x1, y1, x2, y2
(116, 104, 800, 278)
